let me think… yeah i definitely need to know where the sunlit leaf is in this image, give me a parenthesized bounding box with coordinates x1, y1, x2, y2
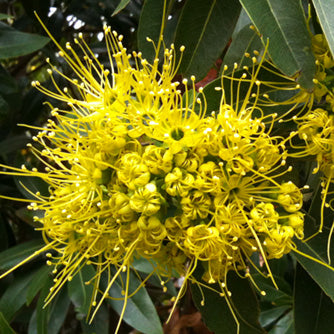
(240, 0, 315, 88)
(174, 0, 241, 80)
(312, 0, 334, 58)
(113, 0, 131, 16)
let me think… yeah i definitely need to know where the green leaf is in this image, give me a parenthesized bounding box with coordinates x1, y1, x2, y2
(312, 0, 334, 58)
(293, 181, 334, 301)
(131, 257, 177, 296)
(106, 269, 163, 334)
(0, 239, 44, 271)
(112, 0, 131, 16)
(137, 0, 164, 62)
(15, 174, 50, 200)
(0, 22, 49, 59)
(26, 265, 51, 305)
(202, 77, 222, 114)
(28, 288, 67, 334)
(0, 135, 29, 157)
(0, 269, 39, 320)
(35, 276, 53, 334)
(260, 305, 291, 329)
(68, 265, 95, 316)
(268, 310, 294, 334)
(80, 304, 109, 334)
(239, 0, 315, 88)
(191, 271, 265, 334)
(223, 24, 263, 74)
(252, 274, 293, 306)
(0, 14, 12, 21)
(131, 256, 155, 274)
(0, 312, 16, 334)
(174, 0, 241, 80)
(233, 8, 252, 36)
(28, 309, 37, 334)
(293, 229, 334, 301)
(47, 288, 71, 334)
(0, 65, 18, 95)
(294, 264, 334, 334)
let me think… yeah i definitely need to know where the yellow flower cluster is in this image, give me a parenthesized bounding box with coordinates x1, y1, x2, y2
(288, 34, 334, 241)
(0, 21, 320, 332)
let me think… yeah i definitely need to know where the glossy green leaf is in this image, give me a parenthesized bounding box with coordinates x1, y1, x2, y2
(137, 0, 164, 62)
(191, 271, 265, 334)
(252, 274, 293, 306)
(239, 0, 315, 88)
(312, 0, 334, 58)
(293, 231, 334, 301)
(15, 173, 50, 200)
(26, 265, 51, 305)
(131, 256, 155, 274)
(233, 8, 252, 35)
(0, 239, 44, 271)
(112, 0, 131, 16)
(260, 305, 291, 329)
(68, 264, 95, 316)
(0, 269, 38, 320)
(28, 309, 37, 334)
(47, 288, 71, 334)
(0, 22, 49, 59)
(0, 312, 16, 334)
(80, 304, 109, 334)
(294, 264, 334, 334)
(28, 286, 67, 334)
(223, 24, 263, 74)
(175, 0, 241, 80)
(35, 276, 52, 334)
(268, 310, 294, 334)
(106, 269, 163, 334)
(293, 182, 334, 301)
(131, 257, 177, 295)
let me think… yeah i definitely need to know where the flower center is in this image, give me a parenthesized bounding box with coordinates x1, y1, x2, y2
(171, 127, 185, 141)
